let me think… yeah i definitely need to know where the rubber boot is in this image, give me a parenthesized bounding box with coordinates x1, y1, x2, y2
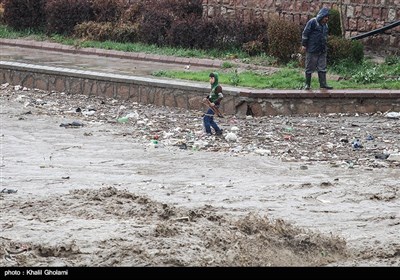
(318, 72, 333, 89)
(304, 73, 312, 90)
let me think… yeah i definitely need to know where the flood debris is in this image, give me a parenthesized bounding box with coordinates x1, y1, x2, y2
(3, 84, 400, 170)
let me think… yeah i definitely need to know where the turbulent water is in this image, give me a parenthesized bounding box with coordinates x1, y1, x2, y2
(1, 86, 399, 267)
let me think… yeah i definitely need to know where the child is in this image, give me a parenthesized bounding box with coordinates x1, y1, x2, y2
(203, 72, 223, 136)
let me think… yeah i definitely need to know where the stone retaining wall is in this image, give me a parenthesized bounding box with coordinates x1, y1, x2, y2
(202, 0, 400, 54)
(1, 61, 400, 116)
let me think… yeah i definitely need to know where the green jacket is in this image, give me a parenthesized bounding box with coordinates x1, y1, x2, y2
(209, 72, 223, 105)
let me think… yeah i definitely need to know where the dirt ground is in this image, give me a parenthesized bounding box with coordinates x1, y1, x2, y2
(0, 84, 399, 267)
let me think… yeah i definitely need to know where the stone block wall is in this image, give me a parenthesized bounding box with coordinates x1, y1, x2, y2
(1, 62, 400, 117)
(202, 0, 399, 54)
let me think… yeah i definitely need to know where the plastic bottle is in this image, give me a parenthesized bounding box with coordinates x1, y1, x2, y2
(117, 116, 129, 123)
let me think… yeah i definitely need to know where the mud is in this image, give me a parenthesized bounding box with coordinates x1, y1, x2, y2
(0, 85, 399, 267)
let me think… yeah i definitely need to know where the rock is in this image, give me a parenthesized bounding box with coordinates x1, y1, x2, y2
(387, 154, 400, 162)
(225, 132, 237, 142)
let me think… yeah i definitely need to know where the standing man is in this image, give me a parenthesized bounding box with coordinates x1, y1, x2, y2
(301, 7, 333, 90)
(203, 72, 223, 136)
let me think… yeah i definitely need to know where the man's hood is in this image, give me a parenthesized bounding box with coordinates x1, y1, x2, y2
(316, 7, 330, 22)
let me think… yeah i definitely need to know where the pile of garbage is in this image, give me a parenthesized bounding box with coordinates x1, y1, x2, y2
(2, 83, 399, 169)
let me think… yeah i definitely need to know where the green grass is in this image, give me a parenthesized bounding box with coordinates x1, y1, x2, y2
(152, 68, 400, 89)
(0, 24, 399, 89)
(77, 39, 233, 58)
(0, 25, 48, 40)
(152, 68, 306, 89)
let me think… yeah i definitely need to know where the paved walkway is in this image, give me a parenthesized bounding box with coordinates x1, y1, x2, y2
(0, 38, 218, 77)
(1, 38, 399, 97)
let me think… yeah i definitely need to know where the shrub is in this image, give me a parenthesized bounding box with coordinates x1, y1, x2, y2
(328, 9, 342, 37)
(166, 15, 204, 48)
(222, 61, 235, 68)
(135, 0, 204, 46)
(0, 2, 4, 24)
(208, 17, 238, 49)
(3, 0, 46, 31)
(238, 18, 269, 54)
(45, 0, 94, 35)
(146, 14, 246, 51)
(242, 39, 265, 56)
(199, 16, 267, 51)
(111, 23, 138, 43)
(350, 39, 364, 63)
(328, 36, 364, 65)
(267, 17, 301, 64)
(352, 67, 384, 84)
(385, 55, 400, 66)
(74, 21, 137, 43)
(91, 0, 126, 23)
(242, 18, 268, 46)
(190, 19, 219, 50)
(229, 69, 241, 86)
(137, 8, 172, 45)
(121, 2, 143, 23)
(160, 0, 203, 20)
(166, 14, 268, 51)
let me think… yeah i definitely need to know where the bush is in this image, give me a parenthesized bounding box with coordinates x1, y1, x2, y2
(3, 0, 46, 31)
(229, 69, 241, 86)
(207, 17, 238, 49)
(166, 15, 205, 48)
(328, 36, 364, 65)
(121, 2, 143, 24)
(239, 18, 269, 51)
(385, 55, 400, 66)
(74, 21, 137, 43)
(166, 12, 268, 51)
(160, 0, 203, 20)
(199, 16, 268, 51)
(242, 40, 265, 56)
(0, 2, 4, 24)
(352, 67, 384, 84)
(137, 8, 172, 45)
(45, 0, 94, 35)
(267, 17, 301, 64)
(135, 0, 204, 46)
(328, 9, 342, 37)
(350, 40, 364, 63)
(190, 19, 219, 50)
(91, 0, 126, 23)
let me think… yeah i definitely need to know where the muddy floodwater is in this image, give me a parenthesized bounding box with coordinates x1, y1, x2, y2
(1, 85, 399, 267)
